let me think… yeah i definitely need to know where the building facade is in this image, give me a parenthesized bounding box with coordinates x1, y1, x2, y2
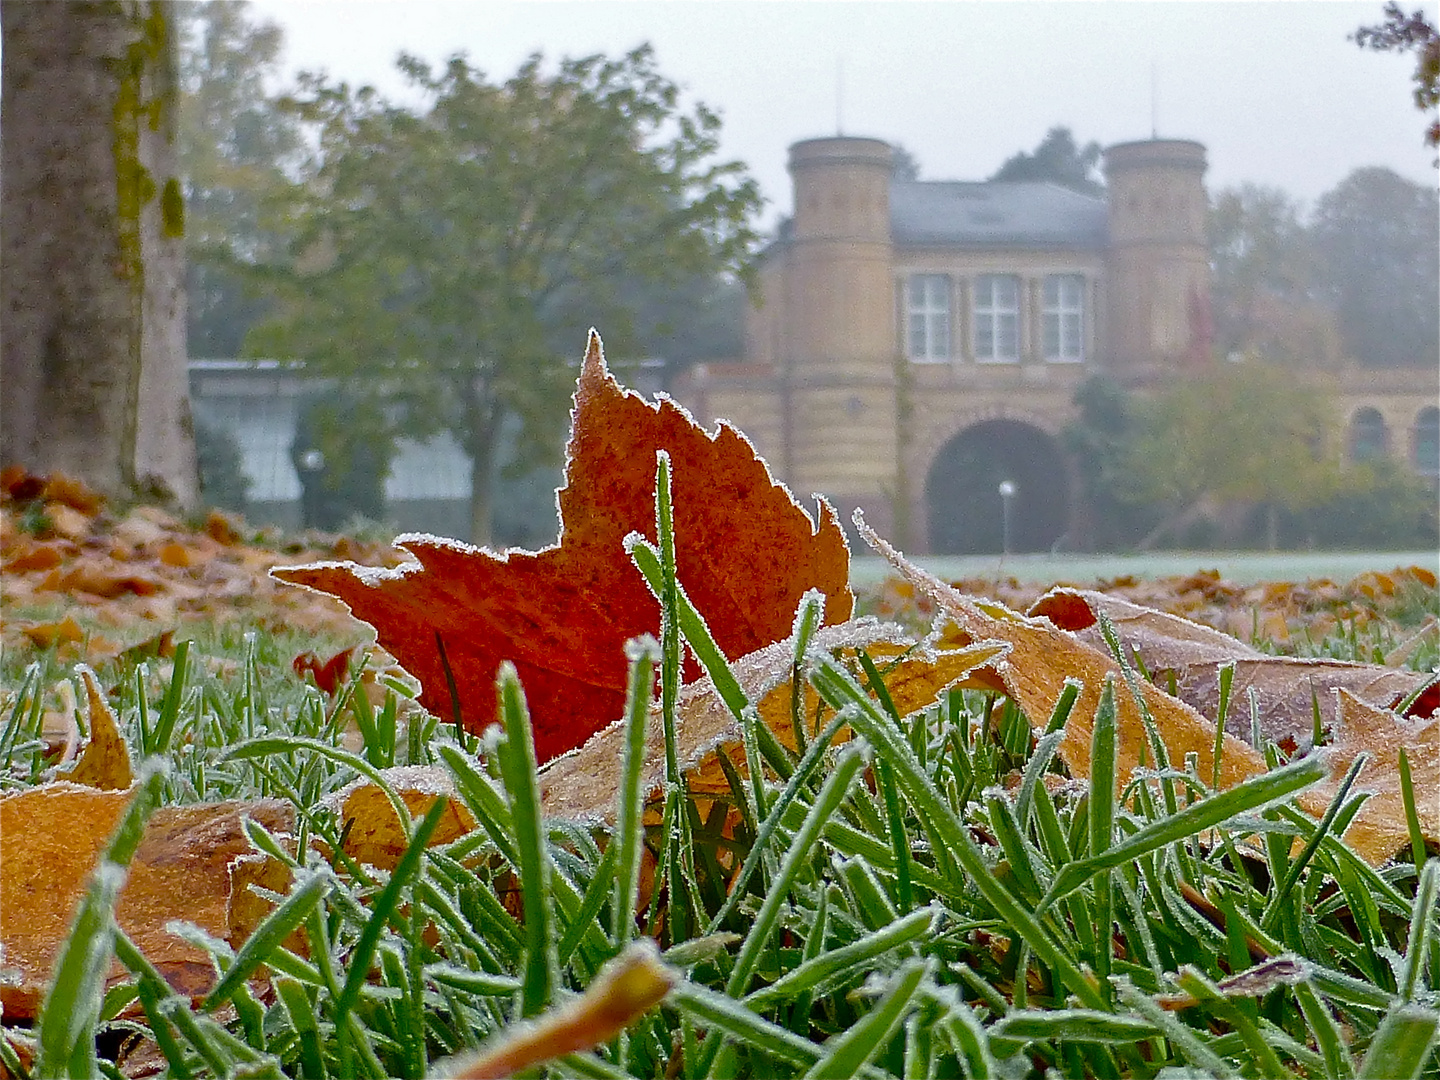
(674, 135, 1439, 554)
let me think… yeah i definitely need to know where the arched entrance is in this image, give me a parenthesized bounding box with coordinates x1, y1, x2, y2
(925, 420, 1070, 554)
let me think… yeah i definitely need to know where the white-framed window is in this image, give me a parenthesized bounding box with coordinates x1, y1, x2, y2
(1042, 273, 1085, 362)
(973, 274, 1020, 362)
(906, 274, 951, 362)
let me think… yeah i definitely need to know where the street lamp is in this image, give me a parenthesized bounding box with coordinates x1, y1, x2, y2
(997, 480, 1017, 555)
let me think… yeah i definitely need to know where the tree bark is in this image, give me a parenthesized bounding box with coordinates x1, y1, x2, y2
(1, 1, 197, 502)
(465, 385, 495, 547)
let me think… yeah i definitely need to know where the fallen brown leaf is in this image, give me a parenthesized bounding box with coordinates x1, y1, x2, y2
(0, 787, 293, 1017)
(57, 667, 133, 790)
(540, 619, 1005, 822)
(1030, 588, 1433, 750)
(861, 520, 1436, 867)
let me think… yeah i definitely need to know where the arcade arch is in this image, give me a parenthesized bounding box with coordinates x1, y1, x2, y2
(1414, 406, 1439, 477)
(1349, 407, 1389, 463)
(924, 419, 1070, 554)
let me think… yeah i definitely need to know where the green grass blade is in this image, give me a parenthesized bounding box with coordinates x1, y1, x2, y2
(493, 664, 558, 1016)
(746, 905, 937, 1006)
(1293, 978, 1355, 1080)
(200, 870, 329, 1012)
(274, 975, 327, 1080)
(1016, 728, 1065, 836)
(628, 538, 747, 719)
(704, 711, 849, 933)
(1090, 677, 1118, 990)
(669, 981, 827, 1071)
(1358, 1003, 1440, 1079)
(1041, 752, 1328, 910)
(725, 742, 866, 998)
(991, 1008, 1160, 1044)
(808, 652, 1107, 1012)
(1401, 858, 1440, 1002)
(1399, 747, 1429, 871)
(113, 928, 196, 1079)
(1212, 661, 1235, 793)
(223, 734, 411, 832)
(614, 637, 658, 944)
(1113, 977, 1239, 1078)
(436, 742, 518, 866)
(1042, 677, 1083, 736)
(559, 837, 619, 968)
(799, 959, 928, 1079)
(333, 795, 448, 1041)
(1262, 752, 1367, 934)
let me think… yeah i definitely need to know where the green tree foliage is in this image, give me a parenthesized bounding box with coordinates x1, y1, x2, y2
(177, 1, 301, 357)
(1207, 184, 1346, 369)
(1309, 167, 1439, 369)
(1354, 2, 1440, 151)
(1285, 457, 1439, 549)
(1062, 377, 1158, 550)
(990, 126, 1104, 196)
(289, 394, 393, 531)
(890, 143, 922, 181)
(249, 46, 761, 544)
(1119, 363, 1345, 548)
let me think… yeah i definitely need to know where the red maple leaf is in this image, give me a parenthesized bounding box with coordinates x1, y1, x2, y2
(274, 331, 853, 763)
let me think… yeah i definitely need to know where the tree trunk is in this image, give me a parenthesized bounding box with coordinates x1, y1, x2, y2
(468, 439, 494, 547)
(0, 1, 197, 503)
(465, 387, 496, 547)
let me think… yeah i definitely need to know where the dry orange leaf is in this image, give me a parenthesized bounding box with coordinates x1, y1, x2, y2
(328, 769, 479, 872)
(0, 787, 293, 1017)
(444, 941, 674, 1080)
(4, 541, 67, 573)
(1319, 689, 1438, 864)
(1030, 588, 1435, 750)
(293, 646, 354, 696)
(58, 667, 134, 790)
(540, 620, 1006, 822)
(40, 471, 105, 516)
(21, 614, 84, 650)
(275, 331, 853, 764)
(861, 520, 1436, 866)
(859, 522, 1277, 796)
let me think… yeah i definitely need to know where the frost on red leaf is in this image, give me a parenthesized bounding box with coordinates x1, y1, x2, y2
(274, 331, 853, 763)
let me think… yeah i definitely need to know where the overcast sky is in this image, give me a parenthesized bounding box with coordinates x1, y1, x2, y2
(246, 1, 1438, 228)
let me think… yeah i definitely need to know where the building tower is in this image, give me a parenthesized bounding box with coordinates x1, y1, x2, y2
(1102, 139, 1211, 376)
(780, 136, 900, 533)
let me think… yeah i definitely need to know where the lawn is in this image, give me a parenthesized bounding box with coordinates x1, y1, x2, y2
(1, 460, 1438, 1079)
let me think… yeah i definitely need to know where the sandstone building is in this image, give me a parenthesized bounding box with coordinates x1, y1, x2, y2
(674, 135, 1439, 554)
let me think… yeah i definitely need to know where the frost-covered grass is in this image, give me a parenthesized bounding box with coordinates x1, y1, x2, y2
(2, 468, 1437, 1079)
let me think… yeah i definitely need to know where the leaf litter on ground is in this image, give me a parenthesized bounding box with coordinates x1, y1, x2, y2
(1, 331, 1437, 1078)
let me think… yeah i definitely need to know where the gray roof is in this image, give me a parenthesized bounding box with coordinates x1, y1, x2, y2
(889, 180, 1108, 250)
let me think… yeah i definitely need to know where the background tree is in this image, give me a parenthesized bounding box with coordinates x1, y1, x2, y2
(250, 46, 761, 544)
(1309, 166, 1439, 369)
(1354, 2, 1440, 151)
(1062, 376, 1158, 550)
(890, 143, 922, 181)
(1119, 363, 1345, 549)
(1207, 184, 1346, 368)
(178, 0, 302, 357)
(1, 1, 197, 501)
(990, 126, 1104, 196)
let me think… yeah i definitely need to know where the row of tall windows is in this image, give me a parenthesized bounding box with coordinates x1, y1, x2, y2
(906, 273, 1087, 364)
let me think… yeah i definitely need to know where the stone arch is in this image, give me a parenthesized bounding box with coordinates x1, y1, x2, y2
(1348, 406, 1389, 463)
(1414, 406, 1439, 477)
(924, 418, 1070, 554)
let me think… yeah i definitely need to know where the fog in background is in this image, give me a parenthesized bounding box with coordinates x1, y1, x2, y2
(247, 0, 1438, 227)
